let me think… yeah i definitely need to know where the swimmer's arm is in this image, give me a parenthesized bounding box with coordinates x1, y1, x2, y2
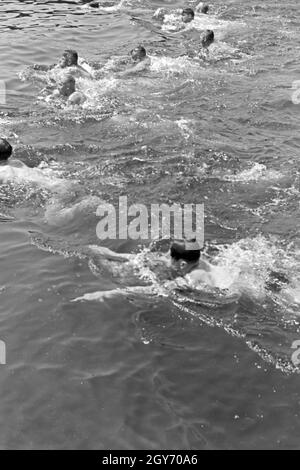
(86, 245, 132, 262)
(67, 92, 87, 105)
(198, 259, 211, 272)
(116, 59, 150, 77)
(77, 65, 93, 78)
(152, 7, 167, 22)
(32, 64, 55, 72)
(73, 285, 156, 302)
(195, 2, 203, 13)
(195, 2, 209, 14)
(40, 83, 56, 94)
(81, 59, 104, 72)
(46, 89, 60, 100)
(115, 68, 133, 78)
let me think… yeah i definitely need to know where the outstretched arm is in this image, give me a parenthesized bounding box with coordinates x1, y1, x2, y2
(85, 244, 131, 262)
(116, 59, 150, 78)
(73, 285, 156, 302)
(32, 64, 55, 72)
(77, 65, 93, 78)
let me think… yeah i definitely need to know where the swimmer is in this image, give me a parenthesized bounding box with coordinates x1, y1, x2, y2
(55, 49, 92, 79)
(72, 239, 216, 303)
(195, 2, 209, 14)
(116, 46, 151, 77)
(0, 138, 34, 183)
(153, 6, 195, 25)
(82, 239, 214, 286)
(0, 138, 12, 166)
(185, 29, 215, 53)
(168, 239, 215, 286)
(33, 49, 92, 79)
(181, 7, 195, 24)
(80, 239, 295, 294)
(0, 139, 25, 169)
(48, 75, 87, 105)
(0, 139, 70, 192)
(152, 7, 168, 22)
(155, 6, 210, 40)
(130, 46, 150, 66)
(200, 29, 214, 48)
(73, 239, 298, 305)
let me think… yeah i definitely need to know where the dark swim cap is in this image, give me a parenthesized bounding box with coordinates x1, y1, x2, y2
(170, 239, 201, 262)
(131, 46, 147, 58)
(0, 138, 13, 161)
(182, 8, 195, 19)
(63, 50, 78, 66)
(201, 30, 214, 48)
(201, 5, 209, 14)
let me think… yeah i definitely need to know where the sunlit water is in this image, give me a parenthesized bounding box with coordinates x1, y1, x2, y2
(0, 0, 300, 449)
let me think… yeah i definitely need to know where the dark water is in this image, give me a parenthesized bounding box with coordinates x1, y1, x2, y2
(0, 0, 300, 449)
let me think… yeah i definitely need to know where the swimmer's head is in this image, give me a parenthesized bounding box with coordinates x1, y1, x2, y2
(201, 30, 214, 48)
(266, 271, 289, 293)
(59, 75, 76, 97)
(170, 239, 202, 264)
(182, 8, 195, 23)
(59, 50, 78, 68)
(130, 46, 147, 62)
(0, 138, 13, 162)
(200, 4, 209, 14)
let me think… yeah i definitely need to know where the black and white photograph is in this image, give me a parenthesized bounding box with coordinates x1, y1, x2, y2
(0, 0, 299, 451)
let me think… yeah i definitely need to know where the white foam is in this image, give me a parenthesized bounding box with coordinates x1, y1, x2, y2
(0, 162, 68, 192)
(150, 55, 199, 75)
(211, 235, 300, 302)
(162, 11, 244, 34)
(223, 163, 283, 182)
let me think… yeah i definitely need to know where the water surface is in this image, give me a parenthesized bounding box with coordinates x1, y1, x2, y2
(0, 0, 300, 449)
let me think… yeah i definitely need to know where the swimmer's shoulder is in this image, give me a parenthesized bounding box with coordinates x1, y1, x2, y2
(68, 91, 87, 105)
(133, 57, 151, 72)
(153, 7, 167, 22)
(33, 64, 55, 72)
(87, 245, 132, 262)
